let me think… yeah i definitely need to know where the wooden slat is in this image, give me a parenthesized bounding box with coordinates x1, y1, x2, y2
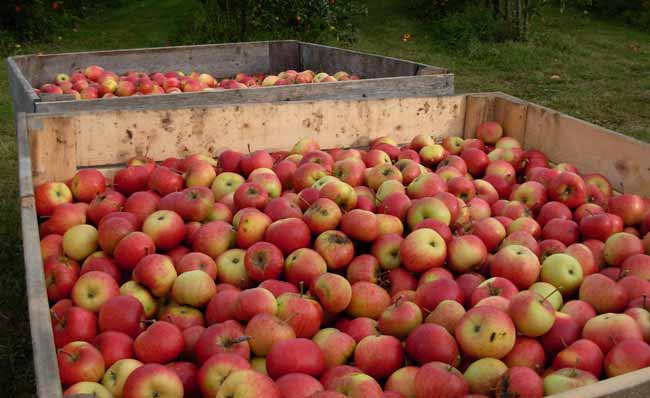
(463, 94, 495, 138)
(28, 116, 77, 185)
(524, 101, 650, 196)
(546, 367, 650, 398)
(6, 58, 38, 117)
(493, 95, 528, 144)
(269, 41, 301, 74)
(34, 74, 454, 113)
(17, 113, 63, 398)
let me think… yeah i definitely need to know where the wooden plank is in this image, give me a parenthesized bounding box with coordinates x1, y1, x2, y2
(29, 95, 466, 180)
(546, 367, 650, 398)
(38, 93, 76, 103)
(300, 43, 445, 79)
(28, 116, 77, 185)
(524, 101, 650, 197)
(463, 94, 495, 138)
(34, 74, 454, 113)
(6, 58, 37, 118)
(17, 113, 63, 398)
(493, 95, 528, 144)
(12, 41, 273, 86)
(269, 41, 301, 74)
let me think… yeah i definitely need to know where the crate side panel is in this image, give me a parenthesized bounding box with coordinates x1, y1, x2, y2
(7, 58, 37, 117)
(28, 117, 77, 185)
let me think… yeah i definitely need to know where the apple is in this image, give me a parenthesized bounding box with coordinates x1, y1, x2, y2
(265, 218, 311, 256)
(119, 281, 158, 319)
(508, 291, 556, 337)
(503, 336, 546, 373)
(407, 173, 447, 200)
(276, 292, 323, 338)
(400, 228, 447, 273)
(312, 328, 356, 368)
(98, 295, 144, 338)
(312, 273, 352, 314)
(414, 361, 468, 398)
(470, 277, 519, 307)
(604, 231, 644, 266)
(101, 358, 143, 396)
(132, 254, 177, 297)
(205, 289, 240, 324)
(245, 313, 295, 357)
(540, 253, 584, 296)
(314, 230, 354, 270)
(543, 368, 598, 395)
(406, 323, 459, 366)
(216, 249, 252, 289)
(455, 306, 516, 359)
(561, 300, 597, 330)
(234, 287, 277, 322)
(113, 231, 156, 271)
(159, 304, 205, 330)
(476, 121, 503, 144)
(415, 277, 463, 314)
(195, 320, 250, 364)
(542, 218, 580, 246)
(330, 372, 383, 398)
(171, 270, 217, 307)
(378, 299, 422, 338)
(552, 338, 603, 377)
(495, 367, 543, 398)
(346, 255, 380, 284)
(276, 373, 324, 398)
(464, 358, 508, 396)
(539, 312, 581, 356)
(529, 282, 564, 310)
(447, 235, 488, 274)
(354, 334, 403, 379)
(266, 338, 325, 379)
(583, 313, 643, 353)
(122, 363, 184, 398)
(263, 197, 302, 221)
(57, 341, 105, 385)
(64, 382, 111, 398)
(371, 233, 403, 270)
(196, 352, 250, 397)
(347, 282, 391, 319)
(609, 194, 646, 226)
(52, 303, 98, 348)
(192, 220, 236, 259)
(384, 366, 418, 398)
(71, 270, 119, 312)
(340, 209, 379, 242)
(332, 158, 365, 187)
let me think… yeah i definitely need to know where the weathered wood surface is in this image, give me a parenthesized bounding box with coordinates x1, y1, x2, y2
(6, 58, 37, 117)
(17, 113, 63, 398)
(546, 367, 650, 398)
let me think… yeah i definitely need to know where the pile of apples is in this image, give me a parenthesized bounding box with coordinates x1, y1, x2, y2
(37, 65, 360, 100)
(35, 121, 650, 398)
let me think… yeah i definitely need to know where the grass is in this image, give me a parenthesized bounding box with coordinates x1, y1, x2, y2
(0, 0, 648, 396)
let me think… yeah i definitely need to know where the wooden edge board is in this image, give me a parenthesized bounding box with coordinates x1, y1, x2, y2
(6, 57, 38, 116)
(17, 113, 63, 398)
(546, 367, 650, 398)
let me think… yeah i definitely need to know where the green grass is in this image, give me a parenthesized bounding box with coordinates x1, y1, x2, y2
(0, 0, 649, 396)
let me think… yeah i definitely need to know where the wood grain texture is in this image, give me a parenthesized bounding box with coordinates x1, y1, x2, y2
(34, 73, 454, 113)
(269, 41, 301, 74)
(523, 101, 650, 196)
(17, 113, 63, 398)
(6, 58, 37, 117)
(463, 94, 495, 138)
(494, 95, 528, 143)
(28, 116, 77, 185)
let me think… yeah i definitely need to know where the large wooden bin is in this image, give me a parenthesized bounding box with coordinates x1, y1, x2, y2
(7, 40, 453, 115)
(17, 93, 650, 398)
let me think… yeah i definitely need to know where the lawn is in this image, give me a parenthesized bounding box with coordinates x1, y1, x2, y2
(0, 0, 648, 396)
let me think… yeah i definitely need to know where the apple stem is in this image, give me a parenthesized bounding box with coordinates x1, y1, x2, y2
(50, 310, 62, 324)
(560, 336, 568, 349)
(247, 143, 252, 155)
(644, 295, 648, 310)
(542, 287, 561, 302)
(230, 335, 251, 345)
(141, 319, 156, 326)
(299, 281, 305, 296)
(297, 195, 312, 208)
(170, 168, 184, 175)
(58, 350, 75, 360)
(616, 269, 629, 281)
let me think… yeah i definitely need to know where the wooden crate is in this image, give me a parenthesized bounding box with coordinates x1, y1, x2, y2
(18, 93, 650, 398)
(7, 40, 453, 115)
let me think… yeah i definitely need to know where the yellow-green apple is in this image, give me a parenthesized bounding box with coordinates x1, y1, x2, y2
(561, 300, 597, 329)
(579, 273, 628, 313)
(119, 280, 157, 318)
(378, 299, 422, 338)
(64, 382, 111, 398)
(495, 367, 543, 398)
(384, 366, 418, 398)
(276, 373, 324, 398)
(276, 292, 323, 338)
(503, 336, 546, 373)
(464, 358, 508, 396)
(122, 363, 184, 398)
(319, 180, 357, 211)
(508, 291, 556, 337)
(400, 228, 447, 272)
(293, 163, 328, 192)
(605, 339, 650, 377)
(406, 318, 458, 366)
(330, 372, 383, 398)
(312, 273, 352, 314)
(543, 368, 598, 395)
(314, 230, 354, 270)
(211, 172, 245, 201)
(57, 341, 105, 385)
(354, 334, 403, 379)
(195, 320, 250, 363)
(197, 353, 250, 397)
(455, 306, 516, 359)
(283, 248, 327, 288)
(470, 217, 506, 252)
(312, 328, 356, 368)
(542, 218, 580, 246)
(490, 245, 540, 289)
(415, 278, 463, 313)
(540, 253, 584, 295)
(133, 254, 177, 297)
(52, 303, 97, 348)
(62, 224, 98, 262)
(440, 136, 464, 155)
(425, 299, 465, 334)
(609, 194, 646, 226)
(476, 121, 503, 144)
(470, 277, 518, 307)
(102, 358, 143, 396)
(564, 243, 597, 276)
(265, 218, 311, 256)
(245, 313, 295, 356)
(529, 281, 563, 310)
(206, 289, 240, 324)
(447, 235, 488, 274)
(171, 270, 216, 307)
(406, 172, 447, 199)
(216, 249, 252, 289)
(406, 197, 451, 230)
(583, 313, 643, 353)
(410, 133, 435, 151)
(291, 137, 320, 155)
(346, 255, 380, 284)
(159, 305, 205, 330)
(263, 197, 302, 221)
(35, 181, 73, 216)
(604, 232, 644, 266)
(580, 213, 623, 241)
(216, 369, 280, 398)
(371, 233, 403, 270)
(44, 255, 80, 301)
(71, 270, 119, 312)
(376, 214, 404, 236)
(552, 339, 603, 377)
(304, 198, 342, 234)
(98, 295, 144, 338)
(266, 338, 325, 379)
(376, 180, 405, 203)
(192, 220, 235, 259)
(312, 175, 338, 190)
(414, 361, 468, 398)
(347, 282, 391, 319)
(234, 287, 277, 322)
